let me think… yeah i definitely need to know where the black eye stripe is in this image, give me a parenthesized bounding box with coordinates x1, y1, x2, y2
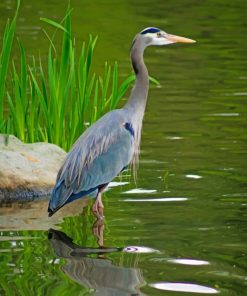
(140, 27, 160, 35)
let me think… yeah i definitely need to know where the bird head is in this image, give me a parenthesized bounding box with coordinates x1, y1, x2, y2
(136, 27, 196, 47)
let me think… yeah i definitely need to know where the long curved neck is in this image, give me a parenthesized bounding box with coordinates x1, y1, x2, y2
(124, 39, 149, 117)
(124, 38, 149, 174)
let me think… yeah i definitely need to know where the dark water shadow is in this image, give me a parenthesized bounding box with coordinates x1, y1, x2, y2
(48, 228, 145, 296)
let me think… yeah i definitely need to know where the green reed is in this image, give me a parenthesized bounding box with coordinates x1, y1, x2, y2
(0, 2, 136, 151)
(0, 0, 20, 128)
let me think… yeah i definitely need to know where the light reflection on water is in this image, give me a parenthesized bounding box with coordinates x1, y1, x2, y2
(123, 246, 160, 253)
(167, 258, 210, 266)
(123, 197, 188, 202)
(150, 282, 219, 294)
(123, 188, 157, 194)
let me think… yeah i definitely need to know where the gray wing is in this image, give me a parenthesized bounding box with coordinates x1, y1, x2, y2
(50, 110, 134, 210)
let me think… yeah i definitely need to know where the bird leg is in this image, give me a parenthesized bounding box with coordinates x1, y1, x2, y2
(92, 191, 104, 220)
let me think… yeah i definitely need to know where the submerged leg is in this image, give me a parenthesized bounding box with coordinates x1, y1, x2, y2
(92, 191, 104, 220)
(93, 219, 104, 247)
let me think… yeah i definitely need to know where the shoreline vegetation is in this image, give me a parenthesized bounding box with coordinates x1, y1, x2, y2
(0, 1, 137, 151)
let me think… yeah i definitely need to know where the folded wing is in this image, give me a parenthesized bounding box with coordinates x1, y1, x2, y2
(49, 110, 134, 213)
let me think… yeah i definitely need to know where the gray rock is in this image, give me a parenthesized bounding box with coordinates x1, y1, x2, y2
(0, 134, 67, 202)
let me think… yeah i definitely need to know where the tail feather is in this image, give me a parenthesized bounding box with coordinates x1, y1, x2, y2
(48, 205, 62, 217)
(48, 180, 99, 217)
(48, 180, 73, 216)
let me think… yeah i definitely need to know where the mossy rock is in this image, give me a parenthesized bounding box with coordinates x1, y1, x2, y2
(0, 135, 67, 202)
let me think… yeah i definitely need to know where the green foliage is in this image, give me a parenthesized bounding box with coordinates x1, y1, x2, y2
(0, 0, 20, 127)
(0, 2, 135, 151)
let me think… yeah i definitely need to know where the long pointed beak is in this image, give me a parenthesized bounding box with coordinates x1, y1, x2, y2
(166, 34, 196, 43)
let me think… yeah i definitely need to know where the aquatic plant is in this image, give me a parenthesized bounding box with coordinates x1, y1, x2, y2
(0, 0, 20, 129)
(0, 1, 136, 150)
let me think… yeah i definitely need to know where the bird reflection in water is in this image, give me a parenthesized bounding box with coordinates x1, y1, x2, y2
(48, 226, 145, 296)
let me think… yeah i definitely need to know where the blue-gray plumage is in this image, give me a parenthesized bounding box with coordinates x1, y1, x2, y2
(48, 27, 196, 218)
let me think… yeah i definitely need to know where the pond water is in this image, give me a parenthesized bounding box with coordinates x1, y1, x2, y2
(0, 0, 247, 295)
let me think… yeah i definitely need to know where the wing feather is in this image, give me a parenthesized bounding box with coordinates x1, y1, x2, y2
(49, 110, 134, 212)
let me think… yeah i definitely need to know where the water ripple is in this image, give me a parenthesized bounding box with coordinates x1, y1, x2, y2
(186, 174, 202, 179)
(108, 181, 129, 187)
(123, 246, 160, 253)
(209, 113, 239, 117)
(123, 188, 157, 194)
(165, 136, 184, 140)
(150, 282, 219, 294)
(123, 197, 188, 202)
(222, 193, 247, 197)
(168, 258, 210, 266)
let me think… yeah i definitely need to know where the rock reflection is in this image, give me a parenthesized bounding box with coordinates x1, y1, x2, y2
(48, 229, 145, 296)
(0, 197, 88, 230)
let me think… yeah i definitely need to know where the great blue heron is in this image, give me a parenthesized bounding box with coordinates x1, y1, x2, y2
(48, 27, 195, 218)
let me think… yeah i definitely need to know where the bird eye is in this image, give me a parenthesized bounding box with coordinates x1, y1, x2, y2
(157, 32, 162, 37)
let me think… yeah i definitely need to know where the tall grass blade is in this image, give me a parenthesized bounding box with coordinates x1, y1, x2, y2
(0, 0, 20, 124)
(40, 18, 69, 34)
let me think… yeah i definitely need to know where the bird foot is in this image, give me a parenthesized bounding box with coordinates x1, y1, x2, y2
(92, 200, 104, 220)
